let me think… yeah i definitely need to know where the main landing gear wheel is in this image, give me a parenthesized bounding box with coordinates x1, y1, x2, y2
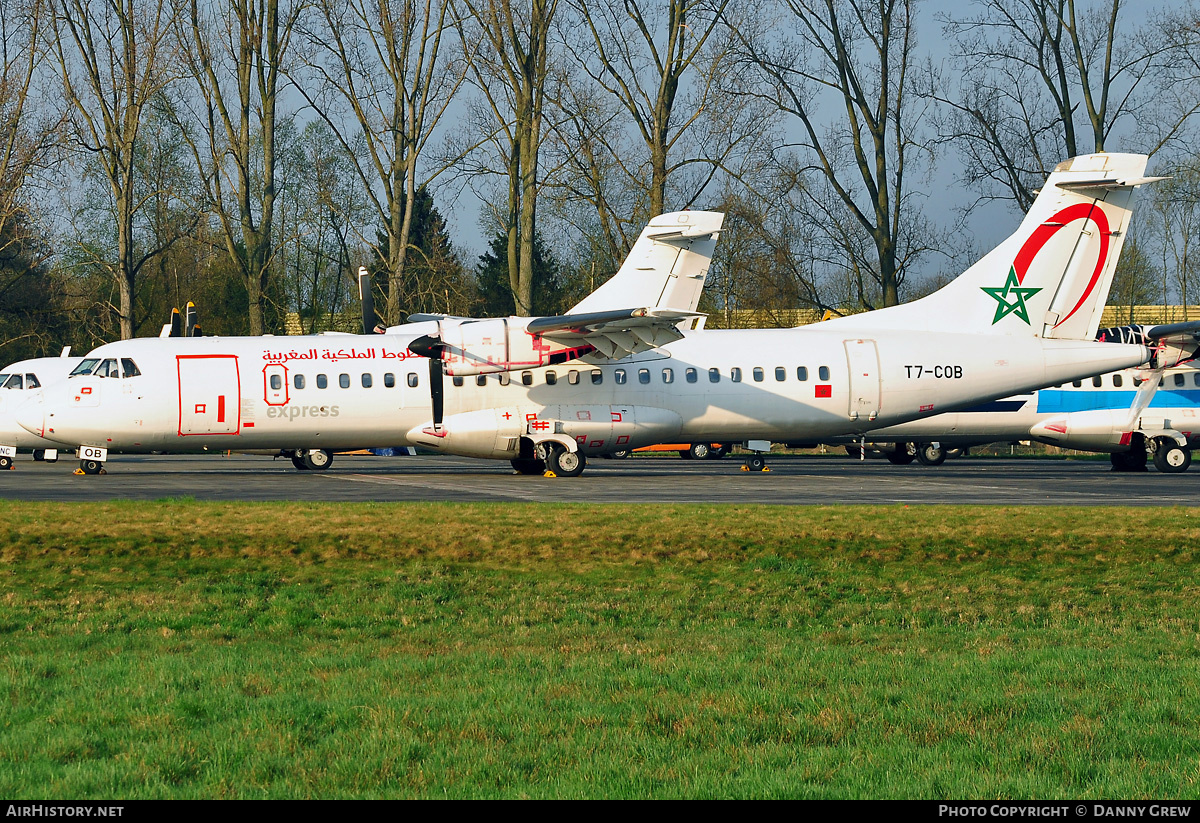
(685, 443, 711, 460)
(610, 449, 630, 459)
(1110, 449, 1148, 472)
(546, 445, 586, 478)
(302, 449, 334, 471)
(0, 456, 12, 471)
(511, 457, 547, 475)
(886, 443, 916, 465)
(708, 444, 730, 459)
(742, 454, 769, 472)
(292, 455, 307, 470)
(1153, 440, 1191, 473)
(915, 443, 946, 466)
(77, 459, 104, 475)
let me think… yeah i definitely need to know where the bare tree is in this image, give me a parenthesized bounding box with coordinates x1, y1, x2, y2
(299, 0, 466, 325)
(455, 0, 558, 315)
(49, 0, 179, 338)
(173, 0, 301, 335)
(937, 0, 1200, 210)
(732, 0, 932, 308)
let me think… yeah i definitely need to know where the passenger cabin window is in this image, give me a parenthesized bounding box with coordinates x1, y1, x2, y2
(797, 366, 808, 381)
(568, 370, 580, 385)
(591, 370, 603, 385)
(753, 367, 764, 382)
(121, 359, 140, 378)
(1112, 374, 1123, 388)
(522, 371, 533, 386)
(70, 359, 100, 377)
(294, 374, 306, 389)
(363, 373, 374, 388)
(709, 368, 720, 383)
(317, 374, 328, 389)
(24, 374, 39, 389)
(3, 374, 21, 389)
(545, 371, 557, 385)
(1176, 373, 1187, 387)
(407, 373, 418, 388)
(662, 368, 674, 384)
(775, 367, 786, 382)
(499, 373, 510, 386)
(1072, 380, 1082, 388)
(686, 368, 697, 383)
(476, 375, 487, 387)
(731, 367, 742, 382)
(818, 366, 830, 381)
(638, 369, 650, 384)
(1133, 377, 1145, 386)
(270, 374, 283, 390)
(384, 373, 395, 388)
(339, 373, 351, 389)
(452, 376, 464, 387)
(615, 369, 627, 384)
(1194, 373, 1200, 387)
(1092, 376, 1103, 387)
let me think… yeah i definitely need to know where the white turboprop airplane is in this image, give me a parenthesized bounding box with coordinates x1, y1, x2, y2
(20, 153, 1160, 477)
(0, 350, 84, 469)
(828, 326, 1200, 473)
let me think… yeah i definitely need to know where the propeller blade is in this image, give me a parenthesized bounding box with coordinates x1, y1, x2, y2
(408, 333, 445, 429)
(185, 301, 198, 337)
(358, 266, 380, 334)
(429, 356, 444, 428)
(1127, 367, 1165, 429)
(169, 307, 182, 338)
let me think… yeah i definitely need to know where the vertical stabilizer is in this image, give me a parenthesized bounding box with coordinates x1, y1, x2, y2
(569, 211, 724, 315)
(827, 153, 1158, 339)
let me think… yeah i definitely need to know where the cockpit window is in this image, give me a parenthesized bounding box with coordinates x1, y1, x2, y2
(3, 374, 22, 389)
(94, 359, 120, 378)
(25, 374, 39, 389)
(121, 358, 141, 378)
(0, 374, 8, 386)
(70, 358, 100, 377)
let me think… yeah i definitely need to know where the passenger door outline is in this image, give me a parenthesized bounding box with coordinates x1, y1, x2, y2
(177, 355, 241, 435)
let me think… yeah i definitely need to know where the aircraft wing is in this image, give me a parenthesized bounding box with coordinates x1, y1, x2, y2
(528, 308, 703, 360)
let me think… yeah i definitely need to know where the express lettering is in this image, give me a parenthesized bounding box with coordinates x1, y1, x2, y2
(265, 405, 340, 420)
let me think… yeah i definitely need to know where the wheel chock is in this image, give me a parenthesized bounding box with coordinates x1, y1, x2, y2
(763, 466, 771, 472)
(73, 468, 85, 475)
(543, 470, 558, 478)
(741, 465, 749, 472)
(99, 469, 107, 475)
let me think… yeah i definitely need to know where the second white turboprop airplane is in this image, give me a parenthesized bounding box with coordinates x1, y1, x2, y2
(21, 153, 1160, 477)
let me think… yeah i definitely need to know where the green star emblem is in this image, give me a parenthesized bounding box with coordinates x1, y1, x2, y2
(981, 267, 1042, 325)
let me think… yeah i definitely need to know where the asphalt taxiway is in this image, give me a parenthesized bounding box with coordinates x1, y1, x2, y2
(0, 452, 1189, 505)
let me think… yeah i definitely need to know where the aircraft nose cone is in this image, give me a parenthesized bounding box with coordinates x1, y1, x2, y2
(14, 394, 45, 438)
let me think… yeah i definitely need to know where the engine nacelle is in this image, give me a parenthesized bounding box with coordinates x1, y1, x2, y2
(438, 318, 552, 376)
(1030, 409, 1195, 452)
(406, 404, 683, 459)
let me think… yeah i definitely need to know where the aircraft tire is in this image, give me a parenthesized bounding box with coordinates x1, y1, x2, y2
(915, 443, 946, 466)
(511, 457, 546, 475)
(708, 444, 730, 459)
(845, 445, 862, 459)
(0, 456, 11, 470)
(1110, 450, 1147, 472)
(1153, 441, 1191, 473)
(610, 449, 630, 459)
(302, 449, 334, 471)
(292, 455, 308, 470)
(548, 445, 586, 478)
(679, 448, 694, 459)
(79, 459, 102, 475)
(688, 443, 711, 460)
(32, 450, 44, 462)
(745, 455, 767, 472)
(886, 444, 916, 465)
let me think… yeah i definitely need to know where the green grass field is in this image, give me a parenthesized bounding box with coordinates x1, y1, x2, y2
(2, 501, 1198, 798)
